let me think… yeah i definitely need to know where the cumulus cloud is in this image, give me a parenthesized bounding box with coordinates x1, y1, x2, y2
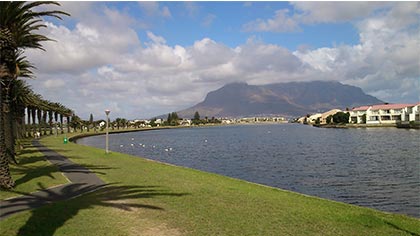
(243, 2, 395, 32)
(243, 9, 300, 32)
(26, 6, 140, 75)
(25, 2, 419, 120)
(291, 2, 389, 24)
(243, 2, 390, 32)
(294, 2, 420, 102)
(138, 2, 172, 18)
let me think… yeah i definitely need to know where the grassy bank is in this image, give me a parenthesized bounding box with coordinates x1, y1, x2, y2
(0, 140, 69, 200)
(1, 133, 419, 236)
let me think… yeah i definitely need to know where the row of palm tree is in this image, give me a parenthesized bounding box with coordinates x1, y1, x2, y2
(1, 2, 69, 189)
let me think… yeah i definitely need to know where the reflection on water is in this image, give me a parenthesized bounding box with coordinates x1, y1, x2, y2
(77, 124, 420, 217)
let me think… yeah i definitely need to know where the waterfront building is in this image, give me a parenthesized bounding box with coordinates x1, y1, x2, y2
(239, 117, 286, 123)
(307, 113, 322, 124)
(320, 109, 342, 124)
(349, 103, 420, 125)
(180, 119, 192, 126)
(296, 116, 306, 124)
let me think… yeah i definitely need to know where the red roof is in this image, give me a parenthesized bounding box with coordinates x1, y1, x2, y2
(352, 106, 370, 111)
(352, 103, 418, 111)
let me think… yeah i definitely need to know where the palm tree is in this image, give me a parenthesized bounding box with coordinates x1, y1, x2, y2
(6, 79, 33, 161)
(0, 1, 69, 189)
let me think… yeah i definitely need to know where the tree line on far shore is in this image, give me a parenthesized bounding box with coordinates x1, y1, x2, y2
(148, 111, 222, 127)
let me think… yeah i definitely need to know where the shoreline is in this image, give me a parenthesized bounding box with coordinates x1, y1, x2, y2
(69, 122, 291, 143)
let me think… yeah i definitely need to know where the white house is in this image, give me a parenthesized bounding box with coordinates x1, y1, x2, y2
(320, 109, 342, 124)
(307, 113, 322, 124)
(349, 103, 420, 124)
(296, 116, 306, 124)
(180, 119, 192, 126)
(402, 103, 420, 122)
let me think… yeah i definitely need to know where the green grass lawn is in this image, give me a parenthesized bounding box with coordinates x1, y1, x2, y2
(1, 133, 419, 236)
(0, 140, 68, 200)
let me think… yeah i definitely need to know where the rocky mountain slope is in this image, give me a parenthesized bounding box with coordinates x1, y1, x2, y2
(176, 81, 383, 118)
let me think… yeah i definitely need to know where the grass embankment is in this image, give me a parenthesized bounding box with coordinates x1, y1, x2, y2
(1, 133, 419, 236)
(0, 140, 68, 200)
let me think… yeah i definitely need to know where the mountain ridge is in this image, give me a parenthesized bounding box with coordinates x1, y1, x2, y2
(170, 81, 384, 118)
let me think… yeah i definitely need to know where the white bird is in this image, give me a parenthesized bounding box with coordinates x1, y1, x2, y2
(120, 144, 124, 148)
(131, 138, 134, 141)
(204, 140, 208, 142)
(169, 147, 173, 151)
(153, 145, 156, 148)
(142, 144, 146, 148)
(130, 143, 134, 147)
(164, 148, 169, 152)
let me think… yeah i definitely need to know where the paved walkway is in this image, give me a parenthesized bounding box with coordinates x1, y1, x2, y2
(0, 140, 105, 220)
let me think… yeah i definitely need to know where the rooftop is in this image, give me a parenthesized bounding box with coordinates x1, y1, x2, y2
(352, 103, 417, 111)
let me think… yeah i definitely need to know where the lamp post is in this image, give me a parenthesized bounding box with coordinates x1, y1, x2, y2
(105, 109, 110, 154)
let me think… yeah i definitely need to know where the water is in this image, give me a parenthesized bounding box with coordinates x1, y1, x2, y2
(77, 124, 420, 217)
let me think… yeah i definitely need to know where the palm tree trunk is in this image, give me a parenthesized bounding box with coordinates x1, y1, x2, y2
(0, 80, 15, 189)
(54, 111, 58, 135)
(31, 108, 36, 137)
(3, 92, 16, 164)
(60, 114, 64, 134)
(12, 111, 19, 150)
(27, 107, 31, 137)
(42, 110, 47, 136)
(67, 116, 70, 133)
(37, 108, 42, 135)
(4, 108, 14, 159)
(21, 109, 26, 139)
(48, 110, 51, 135)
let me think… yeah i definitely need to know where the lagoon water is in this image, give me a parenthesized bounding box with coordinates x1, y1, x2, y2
(77, 124, 420, 217)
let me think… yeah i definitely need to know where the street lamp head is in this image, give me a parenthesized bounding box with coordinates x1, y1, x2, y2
(105, 109, 110, 115)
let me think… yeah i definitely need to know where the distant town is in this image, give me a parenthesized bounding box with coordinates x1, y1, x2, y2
(87, 102, 420, 132)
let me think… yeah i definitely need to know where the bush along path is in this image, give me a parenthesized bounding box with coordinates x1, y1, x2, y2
(0, 140, 105, 220)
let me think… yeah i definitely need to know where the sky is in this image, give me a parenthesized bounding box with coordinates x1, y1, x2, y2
(26, 1, 420, 120)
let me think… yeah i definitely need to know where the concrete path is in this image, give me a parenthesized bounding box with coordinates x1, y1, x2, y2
(0, 140, 105, 220)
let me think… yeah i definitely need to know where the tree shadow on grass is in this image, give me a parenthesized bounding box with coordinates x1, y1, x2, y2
(384, 221, 420, 236)
(12, 163, 115, 187)
(4, 183, 188, 236)
(17, 146, 70, 158)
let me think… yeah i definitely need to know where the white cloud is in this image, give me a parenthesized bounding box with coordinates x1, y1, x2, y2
(139, 2, 171, 18)
(294, 2, 420, 102)
(243, 2, 392, 32)
(26, 6, 140, 75)
(43, 79, 66, 89)
(146, 31, 166, 45)
(243, 9, 300, 32)
(291, 2, 388, 24)
(184, 2, 200, 17)
(202, 14, 216, 27)
(162, 6, 172, 18)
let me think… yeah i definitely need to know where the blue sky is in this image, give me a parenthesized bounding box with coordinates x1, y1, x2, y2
(70, 1, 360, 50)
(27, 1, 419, 119)
(159, 2, 358, 49)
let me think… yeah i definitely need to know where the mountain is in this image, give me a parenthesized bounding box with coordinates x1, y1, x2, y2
(176, 81, 383, 118)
